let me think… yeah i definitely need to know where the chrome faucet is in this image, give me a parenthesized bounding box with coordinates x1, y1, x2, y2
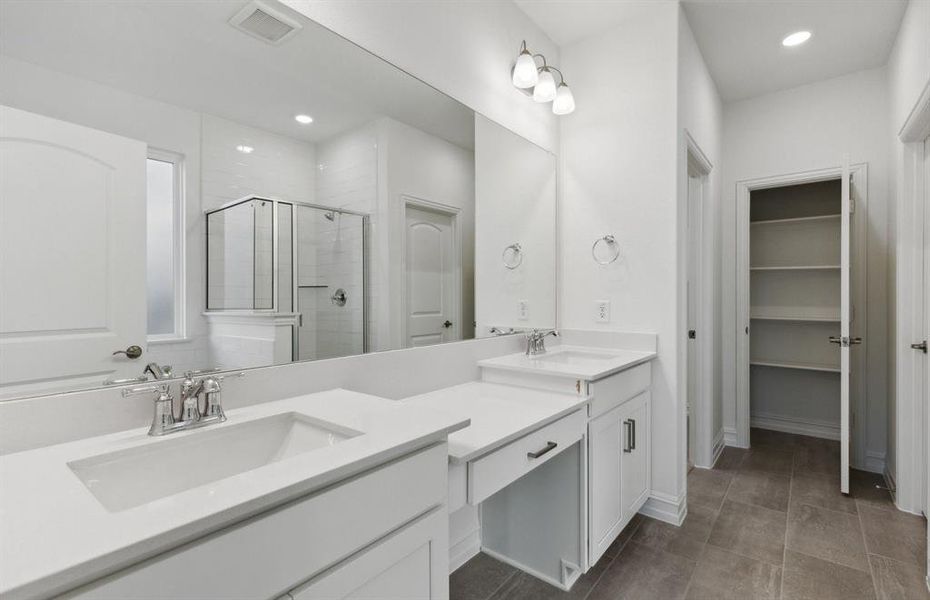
(526, 329, 559, 356)
(144, 362, 172, 380)
(123, 371, 242, 436)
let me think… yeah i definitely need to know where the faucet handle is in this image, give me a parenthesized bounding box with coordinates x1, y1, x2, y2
(122, 383, 170, 398)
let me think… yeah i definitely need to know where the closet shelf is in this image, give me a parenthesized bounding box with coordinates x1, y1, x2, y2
(749, 311, 840, 323)
(750, 214, 841, 226)
(750, 265, 840, 271)
(750, 359, 840, 373)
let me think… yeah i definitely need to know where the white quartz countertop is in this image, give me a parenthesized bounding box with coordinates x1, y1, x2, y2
(401, 381, 589, 463)
(478, 345, 657, 381)
(0, 389, 468, 600)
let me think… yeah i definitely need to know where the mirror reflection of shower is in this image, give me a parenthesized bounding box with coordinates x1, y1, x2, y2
(206, 197, 367, 364)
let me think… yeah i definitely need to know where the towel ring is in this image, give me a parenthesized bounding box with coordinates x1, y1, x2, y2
(502, 243, 523, 269)
(592, 235, 621, 265)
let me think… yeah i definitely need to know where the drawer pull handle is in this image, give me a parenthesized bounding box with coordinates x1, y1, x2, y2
(631, 418, 636, 450)
(527, 441, 558, 459)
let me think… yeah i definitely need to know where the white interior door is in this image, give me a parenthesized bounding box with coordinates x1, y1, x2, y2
(839, 159, 852, 494)
(404, 206, 457, 347)
(0, 105, 147, 394)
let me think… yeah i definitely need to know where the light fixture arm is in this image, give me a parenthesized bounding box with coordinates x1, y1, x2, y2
(547, 66, 566, 85)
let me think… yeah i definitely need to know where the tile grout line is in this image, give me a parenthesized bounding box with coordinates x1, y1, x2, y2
(580, 516, 645, 600)
(856, 498, 883, 598)
(778, 448, 795, 600)
(483, 568, 519, 600)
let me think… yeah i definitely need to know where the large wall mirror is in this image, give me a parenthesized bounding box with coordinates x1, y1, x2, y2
(0, 0, 557, 399)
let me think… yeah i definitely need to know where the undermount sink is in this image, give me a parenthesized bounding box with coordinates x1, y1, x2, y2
(531, 350, 619, 364)
(68, 412, 361, 512)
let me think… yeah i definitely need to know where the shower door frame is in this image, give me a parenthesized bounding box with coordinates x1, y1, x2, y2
(205, 195, 370, 359)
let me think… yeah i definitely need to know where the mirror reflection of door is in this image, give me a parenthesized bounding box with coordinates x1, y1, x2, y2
(0, 106, 147, 394)
(405, 205, 458, 347)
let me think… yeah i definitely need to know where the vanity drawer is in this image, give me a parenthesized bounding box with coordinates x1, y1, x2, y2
(587, 363, 651, 418)
(467, 409, 585, 505)
(66, 444, 448, 600)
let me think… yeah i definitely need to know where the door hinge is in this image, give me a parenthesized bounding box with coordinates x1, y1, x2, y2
(688, 329, 696, 339)
(850, 195, 856, 214)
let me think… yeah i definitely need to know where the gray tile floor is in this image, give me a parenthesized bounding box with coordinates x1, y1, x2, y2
(451, 429, 929, 600)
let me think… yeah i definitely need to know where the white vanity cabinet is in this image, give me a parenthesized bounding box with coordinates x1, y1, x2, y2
(65, 444, 450, 600)
(586, 365, 652, 566)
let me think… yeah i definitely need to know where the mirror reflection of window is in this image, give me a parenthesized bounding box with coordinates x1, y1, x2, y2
(145, 152, 182, 340)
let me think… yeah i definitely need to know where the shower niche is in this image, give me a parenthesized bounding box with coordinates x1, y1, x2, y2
(205, 196, 367, 368)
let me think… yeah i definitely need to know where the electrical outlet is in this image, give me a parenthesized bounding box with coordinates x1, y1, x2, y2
(517, 300, 529, 320)
(595, 300, 610, 323)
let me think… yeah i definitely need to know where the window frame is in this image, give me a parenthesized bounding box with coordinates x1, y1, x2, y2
(145, 148, 186, 343)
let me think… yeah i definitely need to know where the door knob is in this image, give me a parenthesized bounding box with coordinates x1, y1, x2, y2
(912, 340, 928, 354)
(443, 320, 453, 328)
(113, 345, 143, 359)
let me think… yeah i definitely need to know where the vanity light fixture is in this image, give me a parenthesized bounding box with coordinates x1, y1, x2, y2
(295, 114, 314, 124)
(512, 41, 539, 89)
(782, 30, 811, 47)
(236, 145, 254, 154)
(511, 40, 575, 115)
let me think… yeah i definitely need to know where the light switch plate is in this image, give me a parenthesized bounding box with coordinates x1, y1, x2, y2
(517, 300, 529, 320)
(595, 300, 610, 323)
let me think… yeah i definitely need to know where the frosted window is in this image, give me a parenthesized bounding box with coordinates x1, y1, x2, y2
(146, 157, 177, 336)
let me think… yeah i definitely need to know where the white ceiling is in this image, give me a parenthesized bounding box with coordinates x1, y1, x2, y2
(681, 0, 907, 101)
(0, 0, 475, 148)
(514, 0, 657, 47)
(513, 0, 908, 102)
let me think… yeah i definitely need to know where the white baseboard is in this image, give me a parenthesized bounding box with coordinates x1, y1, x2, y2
(449, 529, 480, 573)
(883, 466, 898, 506)
(639, 490, 686, 526)
(750, 412, 839, 440)
(863, 450, 886, 474)
(711, 429, 725, 467)
(723, 427, 738, 446)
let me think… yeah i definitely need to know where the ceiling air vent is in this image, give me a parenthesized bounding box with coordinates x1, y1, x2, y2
(229, 1, 302, 45)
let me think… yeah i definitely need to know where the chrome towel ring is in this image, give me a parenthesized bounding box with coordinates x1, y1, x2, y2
(503, 243, 523, 269)
(592, 235, 621, 265)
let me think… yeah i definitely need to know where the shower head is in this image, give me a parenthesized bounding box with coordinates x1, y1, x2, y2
(324, 211, 336, 221)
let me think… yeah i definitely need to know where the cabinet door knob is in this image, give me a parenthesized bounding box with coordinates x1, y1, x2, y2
(443, 320, 453, 328)
(112, 345, 143, 359)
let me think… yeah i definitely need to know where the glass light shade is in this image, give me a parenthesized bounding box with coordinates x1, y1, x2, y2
(552, 83, 575, 115)
(533, 69, 557, 103)
(512, 52, 539, 89)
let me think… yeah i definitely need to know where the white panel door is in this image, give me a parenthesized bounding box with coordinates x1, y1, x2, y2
(405, 206, 456, 348)
(588, 404, 623, 565)
(839, 159, 852, 494)
(0, 105, 147, 392)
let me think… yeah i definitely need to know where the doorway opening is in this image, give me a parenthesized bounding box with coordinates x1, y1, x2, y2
(736, 164, 867, 494)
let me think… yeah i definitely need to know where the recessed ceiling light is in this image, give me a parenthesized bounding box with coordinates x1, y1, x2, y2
(295, 114, 313, 124)
(782, 31, 811, 47)
(236, 145, 254, 154)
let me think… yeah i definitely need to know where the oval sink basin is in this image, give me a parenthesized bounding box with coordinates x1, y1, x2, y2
(68, 412, 361, 512)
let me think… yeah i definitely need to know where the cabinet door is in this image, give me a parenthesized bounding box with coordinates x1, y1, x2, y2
(588, 404, 624, 565)
(290, 509, 448, 600)
(620, 392, 650, 518)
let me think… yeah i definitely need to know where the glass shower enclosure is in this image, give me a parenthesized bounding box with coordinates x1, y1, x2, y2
(206, 196, 367, 363)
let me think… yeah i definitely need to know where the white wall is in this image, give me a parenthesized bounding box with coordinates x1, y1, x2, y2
(677, 8, 724, 465)
(886, 0, 930, 510)
(282, 0, 560, 154)
(560, 2, 684, 520)
(721, 67, 891, 471)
